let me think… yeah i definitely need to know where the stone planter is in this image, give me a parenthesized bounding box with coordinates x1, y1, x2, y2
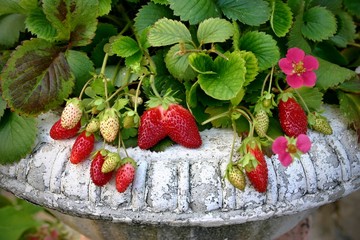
(0, 105, 359, 240)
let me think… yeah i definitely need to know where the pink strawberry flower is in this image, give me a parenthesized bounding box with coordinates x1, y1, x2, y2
(278, 47, 319, 89)
(272, 134, 311, 167)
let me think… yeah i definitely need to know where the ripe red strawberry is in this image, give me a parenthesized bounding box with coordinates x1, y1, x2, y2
(90, 150, 113, 186)
(50, 119, 81, 140)
(115, 157, 136, 193)
(278, 96, 307, 137)
(61, 98, 83, 129)
(163, 104, 202, 148)
(99, 108, 120, 142)
(70, 131, 95, 164)
(138, 106, 167, 149)
(245, 145, 268, 193)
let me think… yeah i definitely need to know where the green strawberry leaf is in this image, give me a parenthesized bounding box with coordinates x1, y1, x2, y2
(151, 0, 169, 5)
(198, 51, 246, 100)
(205, 106, 231, 128)
(315, 58, 356, 90)
(0, 94, 6, 121)
(188, 53, 216, 74)
(0, 110, 37, 164)
(338, 91, 360, 138)
(1, 38, 74, 116)
(343, 0, 360, 18)
(98, 0, 112, 16)
(239, 50, 259, 87)
(288, 12, 311, 53)
(0, 0, 37, 15)
(301, 6, 337, 41)
(270, 0, 293, 37)
(197, 18, 234, 44)
(239, 31, 280, 71)
(168, 0, 220, 25)
(338, 77, 360, 94)
(25, 7, 57, 41)
(0, 13, 26, 47)
(109, 36, 141, 58)
(134, 2, 174, 35)
(218, 0, 270, 26)
(148, 18, 193, 46)
(295, 87, 323, 112)
(330, 11, 356, 48)
(165, 43, 198, 81)
(65, 50, 94, 97)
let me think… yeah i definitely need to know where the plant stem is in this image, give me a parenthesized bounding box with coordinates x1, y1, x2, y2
(100, 53, 110, 108)
(229, 119, 238, 163)
(294, 89, 311, 114)
(201, 111, 230, 125)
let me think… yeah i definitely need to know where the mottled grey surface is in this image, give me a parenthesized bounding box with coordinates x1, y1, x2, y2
(0, 105, 359, 240)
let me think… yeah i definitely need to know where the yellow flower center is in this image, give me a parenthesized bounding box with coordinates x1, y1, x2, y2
(287, 144, 297, 154)
(292, 61, 306, 76)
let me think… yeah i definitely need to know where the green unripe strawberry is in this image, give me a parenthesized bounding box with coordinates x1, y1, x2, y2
(254, 109, 269, 138)
(100, 108, 120, 142)
(61, 98, 83, 129)
(310, 114, 333, 135)
(102, 152, 121, 173)
(86, 118, 100, 133)
(226, 164, 246, 191)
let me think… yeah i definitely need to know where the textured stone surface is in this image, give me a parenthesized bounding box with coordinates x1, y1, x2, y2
(0, 105, 359, 239)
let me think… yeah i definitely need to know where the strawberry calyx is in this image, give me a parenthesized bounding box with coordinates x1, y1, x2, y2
(277, 91, 295, 103)
(237, 137, 262, 172)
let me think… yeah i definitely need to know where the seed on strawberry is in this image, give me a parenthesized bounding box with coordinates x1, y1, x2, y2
(278, 95, 307, 137)
(254, 109, 269, 138)
(99, 108, 120, 143)
(50, 119, 81, 140)
(138, 106, 167, 149)
(115, 157, 137, 193)
(163, 104, 202, 148)
(102, 152, 121, 173)
(226, 164, 246, 191)
(70, 131, 95, 164)
(90, 150, 113, 186)
(61, 98, 83, 129)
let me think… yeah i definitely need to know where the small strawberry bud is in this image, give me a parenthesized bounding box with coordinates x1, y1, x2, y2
(102, 152, 121, 173)
(61, 98, 83, 129)
(100, 108, 120, 142)
(254, 109, 269, 138)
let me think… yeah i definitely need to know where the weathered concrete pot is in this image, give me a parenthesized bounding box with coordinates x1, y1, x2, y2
(0, 105, 359, 240)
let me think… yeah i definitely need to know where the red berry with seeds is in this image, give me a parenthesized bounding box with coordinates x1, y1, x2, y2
(50, 119, 81, 140)
(163, 104, 202, 148)
(90, 150, 113, 186)
(115, 157, 137, 193)
(246, 145, 268, 193)
(138, 106, 167, 149)
(278, 96, 307, 137)
(70, 131, 95, 164)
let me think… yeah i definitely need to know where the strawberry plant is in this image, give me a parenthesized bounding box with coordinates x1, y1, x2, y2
(0, 0, 359, 193)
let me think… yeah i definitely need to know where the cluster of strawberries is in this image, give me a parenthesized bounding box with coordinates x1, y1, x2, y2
(49, 98, 136, 193)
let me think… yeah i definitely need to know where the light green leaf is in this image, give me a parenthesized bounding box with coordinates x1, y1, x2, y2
(239, 31, 280, 71)
(65, 50, 94, 96)
(168, 0, 220, 25)
(1, 38, 74, 116)
(330, 11, 356, 48)
(110, 36, 140, 58)
(295, 87, 323, 111)
(134, 2, 174, 35)
(188, 53, 216, 74)
(165, 43, 198, 81)
(0, 110, 37, 164)
(270, 0, 293, 37)
(197, 18, 234, 44)
(148, 18, 192, 46)
(198, 51, 246, 100)
(0, 13, 25, 47)
(288, 12, 311, 52)
(205, 106, 231, 128)
(25, 8, 57, 41)
(98, 0, 112, 16)
(0, 94, 6, 120)
(151, 0, 169, 4)
(125, 50, 143, 73)
(315, 58, 356, 90)
(218, 0, 270, 26)
(239, 50, 259, 86)
(301, 6, 337, 41)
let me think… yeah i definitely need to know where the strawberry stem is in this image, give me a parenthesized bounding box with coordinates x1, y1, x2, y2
(294, 89, 311, 114)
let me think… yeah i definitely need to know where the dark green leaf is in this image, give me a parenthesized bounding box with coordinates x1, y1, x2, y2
(343, 0, 360, 18)
(288, 12, 311, 53)
(0, 14, 25, 47)
(0, 94, 6, 121)
(338, 91, 360, 133)
(295, 87, 323, 112)
(330, 11, 356, 48)
(338, 76, 360, 94)
(1, 38, 74, 115)
(0, 110, 37, 164)
(169, 0, 220, 25)
(218, 0, 270, 26)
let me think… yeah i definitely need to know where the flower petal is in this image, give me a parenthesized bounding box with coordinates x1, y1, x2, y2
(286, 48, 305, 63)
(286, 74, 304, 89)
(302, 71, 317, 87)
(272, 136, 288, 155)
(303, 55, 319, 70)
(278, 152, 293, 167)
(279, 58, 294, 75)
(296, 134, 312, 153)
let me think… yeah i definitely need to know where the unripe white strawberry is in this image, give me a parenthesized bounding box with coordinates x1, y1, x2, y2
(254, 109, 269, 138)
(100, 108, 120, 142)
(86, 118, 100, 133)
(101, 152, 121, 173)
(61, 98, 83, 129)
